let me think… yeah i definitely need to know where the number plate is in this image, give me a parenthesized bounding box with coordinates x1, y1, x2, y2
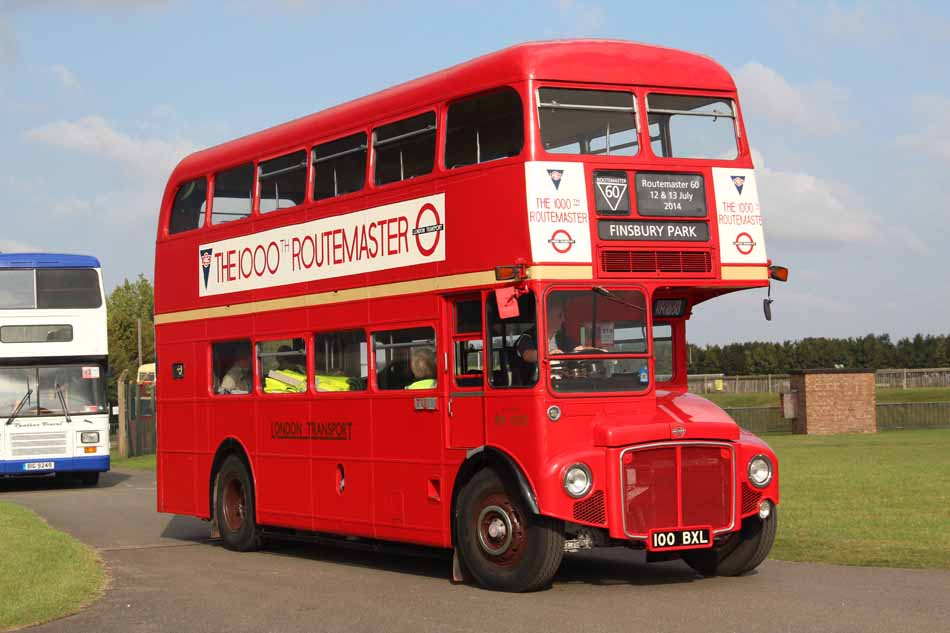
(23, 461, 55, 471)
(647, 526, 713, 552)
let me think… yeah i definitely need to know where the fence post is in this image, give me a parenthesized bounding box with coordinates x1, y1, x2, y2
(768, 374, 772, 393)
(903, 369, 907, 390)
(117, 369, 129, 459)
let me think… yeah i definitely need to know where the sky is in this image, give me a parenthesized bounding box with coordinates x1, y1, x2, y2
(0, 0, 948, 346)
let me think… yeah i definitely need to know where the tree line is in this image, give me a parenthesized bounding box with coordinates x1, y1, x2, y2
(103, 275, 950, 386)
(688, 334, 950, 375)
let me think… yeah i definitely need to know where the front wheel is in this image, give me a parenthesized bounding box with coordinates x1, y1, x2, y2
(683, 508, 778, 576)
(456, 468, 564, 592)
(214, 455, 262, 552)
(77, 472, 100, 486)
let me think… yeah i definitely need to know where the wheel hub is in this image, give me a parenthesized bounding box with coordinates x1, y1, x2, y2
(477, 504, 514, 556)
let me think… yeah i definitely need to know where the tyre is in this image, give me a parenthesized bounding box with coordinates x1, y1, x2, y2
(77, 472, 100, 486)
(456, 467, 564, 592)
(214, 455, 262, 552)
(683, 507, 777, 577)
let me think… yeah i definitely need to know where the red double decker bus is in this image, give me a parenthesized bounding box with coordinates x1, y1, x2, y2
(155, 40, 782, 592)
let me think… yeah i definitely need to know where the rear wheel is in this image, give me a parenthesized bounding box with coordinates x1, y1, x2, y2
(456, 468, 563, 592)
(683, 508, 777, 576)
(214, 455, 262, 552)
(77, 472, 100, 486)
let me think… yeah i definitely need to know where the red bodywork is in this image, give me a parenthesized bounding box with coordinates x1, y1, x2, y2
(154, 40, 779, 550)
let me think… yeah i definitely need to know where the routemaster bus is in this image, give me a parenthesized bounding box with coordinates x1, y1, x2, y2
(0, 253, 110, 485)
(155, 40, 783, 591)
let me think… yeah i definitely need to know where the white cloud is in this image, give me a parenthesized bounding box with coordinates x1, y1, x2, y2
(554, 0, 605, 34)
(24, 115, 195, 182)
(23, 115, 197, 232)
(894, 93, 950, 163)
(733, 62, 850, 136)
(809, 1, 950, 46)
(47, 64, 80, 89)
(0, 239, 41, 253)
(753, 150, 929, 254)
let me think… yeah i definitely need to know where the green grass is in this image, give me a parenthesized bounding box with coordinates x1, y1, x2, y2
(0, 502, 105, 631)
(765, 429, 950, 569)
(109, 450, 156, 471)
(704, 386, 950, 408)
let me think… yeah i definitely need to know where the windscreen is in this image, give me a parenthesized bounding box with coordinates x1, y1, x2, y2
(647, 94, 738, 159)
(1, 364, 107, 417)
(546, 289, 651, 393)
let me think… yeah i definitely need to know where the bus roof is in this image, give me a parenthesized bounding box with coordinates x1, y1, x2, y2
(168, 40, 734, 182)
(0, 253, 101, 269)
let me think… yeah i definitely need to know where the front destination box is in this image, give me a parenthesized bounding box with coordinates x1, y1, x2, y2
(599, 220, 710, 241)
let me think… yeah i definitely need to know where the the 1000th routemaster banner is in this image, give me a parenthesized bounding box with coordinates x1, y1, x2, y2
(711, 167, 767, 265)
(197, 194, 445, 297)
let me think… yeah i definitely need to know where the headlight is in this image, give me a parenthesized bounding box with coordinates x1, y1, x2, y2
(748, 455, 773, 488)
(80, 431, 100, 444)
(563, 463, 593, 498)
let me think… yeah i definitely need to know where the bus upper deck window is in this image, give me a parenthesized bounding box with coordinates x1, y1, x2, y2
(313, 133, 367, 201)
(373, 112, 436, 186)
(259, 151, 307, 213)
(647, 94, 738, 159)
(168, 177, 208, 235)
(445, 88, 523, 169)
(538, 88, 638, 157)
(212, 162, 254, 225)
(36, 269, 102, 309)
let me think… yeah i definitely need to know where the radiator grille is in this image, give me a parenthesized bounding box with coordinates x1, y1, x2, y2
(600, 250, 712, 275)
(621, 443, 734, 537)
(11, 431, 68, 457)
(741, 483, 762, 515)
(572, 490, 606, 525)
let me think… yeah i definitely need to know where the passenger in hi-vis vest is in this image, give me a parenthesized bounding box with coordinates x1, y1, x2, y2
(313, 347, 352, 392)
(264, 345, 307, 393)
(405, 346, 437, 390)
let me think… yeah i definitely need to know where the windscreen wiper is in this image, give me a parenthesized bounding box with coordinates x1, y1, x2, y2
(54, 384, 72, 424)
(593, 286, 648, 341)
(5, 387, 33, 426)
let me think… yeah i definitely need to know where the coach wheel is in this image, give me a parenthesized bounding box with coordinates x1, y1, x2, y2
(456, 468, 564, 592)
(214, 455, 262, 552)
(683, 507, 778, 577)
(77, 472, 100, 486)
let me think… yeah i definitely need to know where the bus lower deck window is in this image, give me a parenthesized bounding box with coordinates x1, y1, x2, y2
(314, 330, 368, 392)
(257, 338, 307, 394)
(213, 340, 252, 395)
(373, 327, 436, 390)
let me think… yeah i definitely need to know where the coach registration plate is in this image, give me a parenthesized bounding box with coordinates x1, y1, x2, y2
(647, 526, 712, 552)
(23, 461, 55, 471)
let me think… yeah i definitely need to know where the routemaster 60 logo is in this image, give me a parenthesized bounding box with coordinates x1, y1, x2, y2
(197, 194, 446, 297)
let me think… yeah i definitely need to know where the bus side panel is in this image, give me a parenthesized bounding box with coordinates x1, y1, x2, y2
(372, 395, 445, 547)
(311, 396, 374, 538)
(156, 337, 201, 515)
(255, 396, 312, 530)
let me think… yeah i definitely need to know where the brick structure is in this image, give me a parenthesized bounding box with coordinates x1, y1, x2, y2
(789, 369, 877, 435)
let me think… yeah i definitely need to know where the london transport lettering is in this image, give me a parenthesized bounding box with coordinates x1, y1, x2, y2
(524, 162, 592, 263)
(271, 420, 353, 441)
(198, 194, 445, 296)
(711, 168, 767, 264)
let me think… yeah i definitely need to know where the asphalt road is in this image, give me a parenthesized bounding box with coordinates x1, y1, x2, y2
(2, 469, 948, 633)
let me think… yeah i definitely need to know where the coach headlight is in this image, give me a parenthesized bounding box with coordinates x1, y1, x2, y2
(563, 463, 593, 498)
(748, 455, 773, 488)
(80, 431, 100, 444)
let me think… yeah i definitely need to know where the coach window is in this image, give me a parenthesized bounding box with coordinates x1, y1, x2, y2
(647, 94, 738, 159)
(168, 177, 208, 234)
(212, 340, 252, 395)
(486, 290, 538, 388)
(313, 330, 368, 392)
(212, 162, 254, 224)
(313, 132, 367, 200)
(373, 112, 436, 186)
(257, 338, 307, 393)
(373, 327, 437, 390)
(445, 88, 523, 169)
(259, 151, 307, 213)
(36, 269, 102, 309)
(538, 88, 638, 156)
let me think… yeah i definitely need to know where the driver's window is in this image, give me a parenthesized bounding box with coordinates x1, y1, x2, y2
(454, 299, 483, 388)
(486, 290, 537, 388)
(653, 324, 674, 383)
